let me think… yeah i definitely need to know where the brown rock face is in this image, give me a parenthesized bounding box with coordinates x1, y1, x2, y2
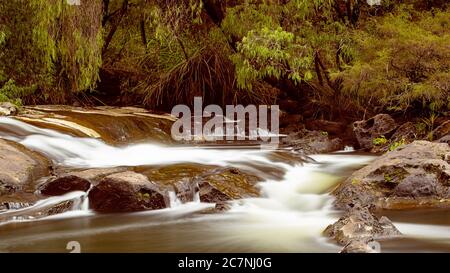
(324, 205, 401, 253)
(198, 180, 231, 203)
(138, 164, 261, 206)
(88, 171, 169, 213)
(433, 120, 450, 140)
(353, 114, 398, 150)
(0, 139, 51, 195)
(282, 129, 344, 154)
(39, 167, 129, 197)
(334, 141, 450, 210)
(40, 176, 91, 196)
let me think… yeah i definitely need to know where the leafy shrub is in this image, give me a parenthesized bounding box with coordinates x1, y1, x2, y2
(373, 135, 388, 146)
(334, 6, 450, 114)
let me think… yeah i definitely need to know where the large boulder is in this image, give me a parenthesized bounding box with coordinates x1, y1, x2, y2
(353, 114, 398, 150)
(324, 205, 401, 253)
(39, 167, 128, 196)
(0, 139, 51, 195)
(282, 129, 344, 154)
(333, 141, 450, 210)
(88, 171, 169, 213)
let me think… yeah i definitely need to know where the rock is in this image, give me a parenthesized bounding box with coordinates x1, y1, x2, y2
(41, 200, 74, 216)
(282, 129, 344, 154)
(324, 205, 401, 252)
(198, 180, 231, 203)
(88, 171, 169, 213)
(0, 102, 18, 116)
(334, 141, 450, 210)
(390, 122, 418, 143)
(195, 167, 260, 201)
(433, 120, 450, 140)
(40, 176, 91, 196)
(20, 106, 175, 145)
(354, 114, 398, 150)
(371, 122, 419, 153)
(0, 139, 51, 195)
(172, 178, 199, 203)
(341, 240, 381, 253)
(0, 198, 78, 223)
(39, 167, 129, 196)
(392, 174, 445, 198)
(306, 120, 346, 136)
(139, 165, 261, 205)
(437, 134, 450, 145)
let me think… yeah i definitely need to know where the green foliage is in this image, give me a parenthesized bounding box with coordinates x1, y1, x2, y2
(0, 79, 37, 105)
(232, 27, 313, 90)
(388, 138, 406, 151)
(335, 6, 450, 114)
(0, 0, 103, 103)
(373, 135, 388, 146)
(421, 112, 439, 140)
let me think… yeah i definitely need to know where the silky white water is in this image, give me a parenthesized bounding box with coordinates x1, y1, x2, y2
(0, 116, 449, 252)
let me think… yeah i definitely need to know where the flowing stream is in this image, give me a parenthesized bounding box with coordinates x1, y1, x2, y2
(0, 116, 449, 252)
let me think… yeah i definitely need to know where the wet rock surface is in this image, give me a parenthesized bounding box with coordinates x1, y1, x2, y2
(40, 176, 91, 196)
(39, 167, 129, 196)
(16, 105, 176, 145)
(0, 139, 51, 195)
(88, 171, 169, 213)
(334, 141, 450, 210)
(324, 205, 401, 253)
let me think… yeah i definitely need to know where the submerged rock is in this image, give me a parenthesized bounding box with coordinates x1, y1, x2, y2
(324, 205, 401, 252)
(334, 141, 450, 210)
(88, 171, 169, 213)
(353, 114, 398, 150)
(0, 139, 51, 195)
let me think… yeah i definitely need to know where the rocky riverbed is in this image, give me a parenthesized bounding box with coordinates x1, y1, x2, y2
(0, 104, 449, 253)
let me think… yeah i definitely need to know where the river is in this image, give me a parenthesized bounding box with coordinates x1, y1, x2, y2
(0, 112, 449, 253)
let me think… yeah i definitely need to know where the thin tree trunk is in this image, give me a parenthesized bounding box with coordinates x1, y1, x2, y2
(102, 0, 128, 56)
(140, 19, 147, 47)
